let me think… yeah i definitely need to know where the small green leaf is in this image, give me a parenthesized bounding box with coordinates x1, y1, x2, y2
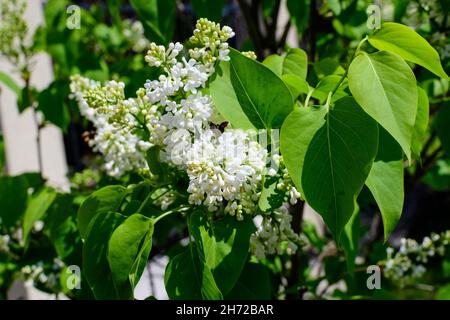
(23, 187, 57, 243)
(146, 146, 169, 179)
(263, 54, 283, 75)
(365, 128, 404, 241)
(313, 58, 345, 79)
(281, 97, 378, 239)
(263, 48, 308, 79)
(340, 206, 360, 274)
(348, 51, 418, 160)
(258, 175, 286, 212)
(164, 246, 223, 300)
(108, 213, 154, 299)
(0, 71, 21, 95)
(368, 22, 449, 80)
(281, 74, 310, 99)
(229, 48, 294, 129)
(82, 212, 126, 299)
(411, 87, 430, 158)
(77, 185, 127, 240)
(283, 48, 308, 79)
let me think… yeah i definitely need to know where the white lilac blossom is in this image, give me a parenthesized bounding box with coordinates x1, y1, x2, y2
(250, 204, 303, 259)
(70, 18, 301, 242)
(122, 19, 150, 52)
(0, 234, 10, 253)
(70, 76, 154, 177)
(20, 259, 64, 291)
(0, 0, 28, 67)
(384, 230, 450, 286)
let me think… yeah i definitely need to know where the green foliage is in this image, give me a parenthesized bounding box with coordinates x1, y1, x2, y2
(108, 213, 154, 299)
(348, 51, 418, 160)
(23, 187, 57, 244)
(281, 97, 378, 239)
(191, 0, 225, 23)
(226, 261, 272, 299)
(77, 185, 127, 240)
(130, 0, 176, 45)
(165, 245, 223, 300)
(411, 87, 430, 158)
(365, 128, 404, 240)
(0, 71, 20, 95)
(1, 0, 449, 301)
(82, 212, 126, 299)
(209, 61, 256, 130)
(188, 211, 255, 295)
(228, 48, 294, 129)
(368, 22, 450, 80)
(0, 175, 28, 228)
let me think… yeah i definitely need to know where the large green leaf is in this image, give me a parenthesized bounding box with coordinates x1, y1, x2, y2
(365, 128, 404, 240)
(107, 213, 154, 299)
(37, 80, 70, 131)
(209, 61, 255, 130)
(130, 0, 176, 45)
(164, 246, 223, 300)
(348, 51, 418, 160)
(283, 48, 308, 79)
(263, 48, 308, 79)
(82, 212, 126, 299)
(411, 87, 430, 158)
(191, 0, 225, 22)
(280, 97, 378, 239)
(225, 262, 272, 299)
(229, 48, 294, 129)
(0, 176, 28, 228)
(77, 185, 127, 240)
(368, 22, 449, 80)
(44, 194, 80, 261)
(188, 211, 256, 295)
(23, 187, 57, 243)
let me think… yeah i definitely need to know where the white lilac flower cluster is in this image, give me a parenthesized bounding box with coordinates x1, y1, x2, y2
(20, 259, 64, 290)
(0, 234, 10, 253)
(70, 75, 154, 177)
(250, 204, 303, 259)
(70, 18, 302, 239)
(384, 230, 450, 286)
(122, 19, 150, 53)
(0, 0, 28, 66)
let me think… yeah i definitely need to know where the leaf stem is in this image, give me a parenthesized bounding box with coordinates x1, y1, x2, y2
(154, 205, 191, 224)
(330, 36, 368, 97)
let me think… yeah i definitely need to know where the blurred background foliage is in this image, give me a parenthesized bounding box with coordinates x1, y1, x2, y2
(0, 0, 449, 299)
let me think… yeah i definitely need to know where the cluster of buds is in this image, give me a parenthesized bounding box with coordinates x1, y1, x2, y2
(384, 230, 450, 286)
